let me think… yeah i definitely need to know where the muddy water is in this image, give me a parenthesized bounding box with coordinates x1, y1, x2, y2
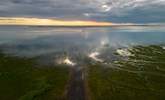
(67, 66, 86, 100)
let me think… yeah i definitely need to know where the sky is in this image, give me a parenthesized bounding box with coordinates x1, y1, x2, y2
(0, 0, 165, 23)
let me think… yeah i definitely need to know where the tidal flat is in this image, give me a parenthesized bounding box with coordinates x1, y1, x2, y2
(87, 45, 165, 100)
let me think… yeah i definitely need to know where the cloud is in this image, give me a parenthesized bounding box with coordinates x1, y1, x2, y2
(0, 0, 165, 23)
(86, 0, 165, 23)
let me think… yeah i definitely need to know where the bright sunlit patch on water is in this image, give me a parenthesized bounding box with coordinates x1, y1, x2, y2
(63, 57, 76, 66)
(88, 51, 103, 62)
(57, 57, 76, 66)
(101, 39, 109, 47)
(88, 38, 110, 63)
(116, 48, 133, 57)
(162, 46, 165, 50)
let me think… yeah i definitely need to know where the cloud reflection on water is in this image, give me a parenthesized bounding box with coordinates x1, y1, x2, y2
(0, 26, 165, 57)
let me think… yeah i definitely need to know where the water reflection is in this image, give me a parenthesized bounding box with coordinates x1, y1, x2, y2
(0, 26, 165, 57)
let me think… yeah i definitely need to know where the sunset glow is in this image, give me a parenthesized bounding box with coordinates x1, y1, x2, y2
(0, 17, 113, 26)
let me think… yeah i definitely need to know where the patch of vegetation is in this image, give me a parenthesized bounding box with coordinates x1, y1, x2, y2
(87, 45, 165, 100)
(0, 52, 69, 100)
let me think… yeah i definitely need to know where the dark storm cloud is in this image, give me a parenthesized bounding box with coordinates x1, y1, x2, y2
(0, 0, 91, 18)
(0, 0, 165, 23)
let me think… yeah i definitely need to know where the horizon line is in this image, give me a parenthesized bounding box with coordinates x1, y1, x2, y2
(0, 17, 164, 27)
(0, 17, 113, 26)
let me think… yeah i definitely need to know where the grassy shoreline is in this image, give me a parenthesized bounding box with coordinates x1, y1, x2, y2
(87, 45, 165, 100)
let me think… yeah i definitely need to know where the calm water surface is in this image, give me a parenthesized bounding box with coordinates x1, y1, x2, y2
(0, 26, 165, 57)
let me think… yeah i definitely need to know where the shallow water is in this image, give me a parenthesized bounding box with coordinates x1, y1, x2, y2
(0, 26, 165, 57)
